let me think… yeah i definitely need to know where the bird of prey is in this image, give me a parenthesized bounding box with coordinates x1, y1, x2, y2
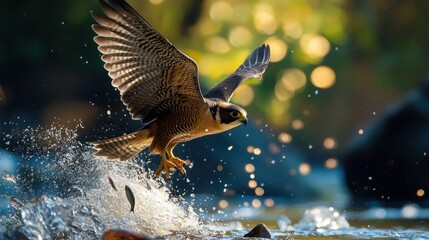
(90, 0, 271, 179)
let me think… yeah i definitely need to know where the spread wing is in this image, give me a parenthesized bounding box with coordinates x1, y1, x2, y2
(204, 44, 270, 102)
(91, 0, 204, 123)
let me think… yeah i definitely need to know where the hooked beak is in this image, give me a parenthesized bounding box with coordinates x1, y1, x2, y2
(239, 116, 248, 125)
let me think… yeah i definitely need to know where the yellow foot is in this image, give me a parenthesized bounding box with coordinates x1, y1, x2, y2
(171, 157, 186, 175)
(155, 159, 176, 179)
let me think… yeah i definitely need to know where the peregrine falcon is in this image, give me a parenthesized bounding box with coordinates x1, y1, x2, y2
(90, 0, 271, 178)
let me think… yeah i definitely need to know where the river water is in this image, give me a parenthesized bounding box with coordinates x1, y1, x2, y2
(1, 125, 428, 239)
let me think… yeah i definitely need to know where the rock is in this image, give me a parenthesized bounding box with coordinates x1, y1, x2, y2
(343, 76, 429, 207)
(102, 229, 153, 240)
(243, 223, 272, 238)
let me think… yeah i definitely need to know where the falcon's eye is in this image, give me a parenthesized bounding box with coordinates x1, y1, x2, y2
(230, 111, 240, 118)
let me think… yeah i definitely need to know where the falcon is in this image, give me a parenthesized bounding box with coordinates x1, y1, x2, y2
(90, 0, 271, 179)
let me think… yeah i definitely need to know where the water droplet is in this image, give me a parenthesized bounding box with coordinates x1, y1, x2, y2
(227, 146, 233, 151)
(106, 110, 111, 115)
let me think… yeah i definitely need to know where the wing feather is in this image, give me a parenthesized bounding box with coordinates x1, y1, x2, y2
(204, 44, 271, 102)
(91, 0, 203, 122)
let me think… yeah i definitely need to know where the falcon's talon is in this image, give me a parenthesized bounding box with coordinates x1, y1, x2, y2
(155, 154, 175, 179)
(171, 157, 186, 175)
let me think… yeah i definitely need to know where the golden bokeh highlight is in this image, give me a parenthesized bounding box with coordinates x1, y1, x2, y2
(278, 132, 292, 144)
(310, 66, 336, 89)
(417, 189, 425, 197)
(206, 37, 230, 54)
(255, 187, 265, 196)
(323, 137, 337, 149)
(300, 34, 331, 60)
(219, 199, 229, 209)
(217, 165, 223, 171)
(248, 180, 257, 188)
(253, 148, 262, 155)
(148, 0, 164, 5)
(209, 1, 233, 22)
(252, 199, 262, 208)
(229, 26, 253, 47)
(280, 68, 306, 92)
(299, 163, 311, 175)
(325, 158, 338, 169)
(245, 163, 255, 173)
(291, 119, 304, 130)
(358, 129, 364, 135)
(232, 85, 254, 107)
(265, 37, 287, 62)
(264, 198, 275, 207)
(254, 3, 277, 35)
(247, 145, 254, 153)
(282, 19, 303, 39)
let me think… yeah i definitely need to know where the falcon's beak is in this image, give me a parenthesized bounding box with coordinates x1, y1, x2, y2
(239, 116, 248, 125)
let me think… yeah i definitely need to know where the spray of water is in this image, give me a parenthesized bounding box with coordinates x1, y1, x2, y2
(0, 124, 201, 239)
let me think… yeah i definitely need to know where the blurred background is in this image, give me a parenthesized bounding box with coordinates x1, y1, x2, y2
(1, 0, 429, 210)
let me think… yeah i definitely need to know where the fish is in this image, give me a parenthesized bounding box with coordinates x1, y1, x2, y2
(107, 176, 117, 191)
(125, 185, 135, 212)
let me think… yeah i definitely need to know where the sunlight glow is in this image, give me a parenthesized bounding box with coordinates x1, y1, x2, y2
(255, 187, 265, 196)
(229, 26, 253, 47)
(252, 199, 262, 208)
(254, 4, 277, 35)
(206, 37, 230, 54)
(219, 199, 229, 209)
(325, 158, 338, 169)
(248, 180, 257, 188)
(209, 1, 233, 22)
(323, 137, 337, 149)
(265, 37, 288, 62)
(291, 119, 304, 130)
(299, 163, 311, 175)
(232, 85, 254, 106)
(311, 66, 336, 89)
(283, 19, 303, 39)
(278, 132, 292, 144)
(148, 0, 164, 5)
(300, 34, 331, 60)
(417, 189, 425, 197)
(245, 163, 255, 173)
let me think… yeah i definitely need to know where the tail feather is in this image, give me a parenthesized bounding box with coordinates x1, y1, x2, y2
(89, 129, 152, 161)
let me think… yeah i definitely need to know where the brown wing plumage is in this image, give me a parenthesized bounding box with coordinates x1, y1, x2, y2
(91, 0, 204, 124)
(204, 44, 270, 102)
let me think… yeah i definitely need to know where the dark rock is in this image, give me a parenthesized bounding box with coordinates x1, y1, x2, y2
(343, 76, 429, 207)
(243, 223, 272, 238)
(102, 229, 153, 240)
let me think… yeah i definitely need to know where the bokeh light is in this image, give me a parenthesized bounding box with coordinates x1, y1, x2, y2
(278, 132, 292, 144)
(300, 34, 331, 61)
(265, 37, 287, 62)
(291, 119, 304, 130)
(299, 163, 311, 175)
(219, 199, 229, 209)
(255, 187, 265, 196)
(311, 66, 336, 89)
(245, 163, 255, 173)
(148, 0, 164, 5)
(417, 189, 425, 197)
(280, 68, 307, 92)
(232, 85, 254, 106)
(209, 1, 233, 22)
(323, 137, 337, 149)
(254, 3, 277, 35)
(229, 26, 253, 47)
(325, 158, 338, 169)
(252, 199, 262, 208)
(264, 198, 275, 207)
(248, 180, 257, 188)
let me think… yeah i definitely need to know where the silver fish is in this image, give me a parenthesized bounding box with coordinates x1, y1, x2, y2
(108, 176, 117, 191)
(125, 185, 135, 212)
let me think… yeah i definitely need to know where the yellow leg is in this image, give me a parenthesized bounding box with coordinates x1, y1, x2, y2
(167, 147, 186, 175)
(155, 152, 175, 179)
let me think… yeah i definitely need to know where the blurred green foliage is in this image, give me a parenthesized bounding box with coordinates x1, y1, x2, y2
(1, 0, 429, 158)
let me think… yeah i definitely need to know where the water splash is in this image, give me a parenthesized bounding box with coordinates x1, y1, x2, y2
(0, 124, 201, 239)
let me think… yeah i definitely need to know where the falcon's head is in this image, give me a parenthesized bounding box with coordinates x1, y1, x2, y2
(211, 102, 248, 128)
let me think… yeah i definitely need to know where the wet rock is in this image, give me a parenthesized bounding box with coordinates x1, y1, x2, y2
(102, 229, 153, 240)
(243, 223, 272, 238)
(343, 76, 429, 207)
